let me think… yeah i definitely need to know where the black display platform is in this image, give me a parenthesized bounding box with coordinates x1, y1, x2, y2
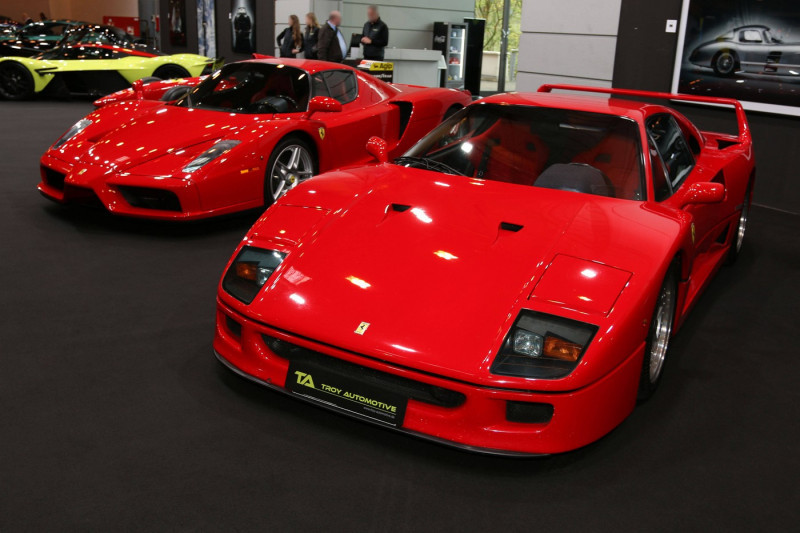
(0, 100, 797, 530)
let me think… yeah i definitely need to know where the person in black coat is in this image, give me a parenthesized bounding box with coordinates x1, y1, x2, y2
(317, 11, 346, 63)
(360, 5, 389, 61)
(304, 12, 320, 60)
(276, 14, 304, 58)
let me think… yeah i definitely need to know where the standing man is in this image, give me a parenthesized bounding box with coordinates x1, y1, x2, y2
(317, 11, 347, 63)
(361, 5, 388, 61)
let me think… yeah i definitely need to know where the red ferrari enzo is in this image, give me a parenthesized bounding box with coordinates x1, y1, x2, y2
(213, 86, 755, 455)
(37, 58, 471, 219)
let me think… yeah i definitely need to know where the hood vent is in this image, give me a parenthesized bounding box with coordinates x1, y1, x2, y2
(500, 221, 524, 232)
(390, 203, 411, 212)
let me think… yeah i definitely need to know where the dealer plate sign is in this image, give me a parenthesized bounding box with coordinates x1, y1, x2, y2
(286, 362, 407, 427)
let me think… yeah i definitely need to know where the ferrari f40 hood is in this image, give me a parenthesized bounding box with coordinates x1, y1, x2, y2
(244, 165, 681, 381)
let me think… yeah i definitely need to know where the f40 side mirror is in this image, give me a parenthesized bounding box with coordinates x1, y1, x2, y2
(307, 96, 342, 117)
(366, 136, 389, 163)
(681, 182, 725, 207)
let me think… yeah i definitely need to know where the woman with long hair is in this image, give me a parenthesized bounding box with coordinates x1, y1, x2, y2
(276, 14, 304, 58)
(304, 12, 320, 60)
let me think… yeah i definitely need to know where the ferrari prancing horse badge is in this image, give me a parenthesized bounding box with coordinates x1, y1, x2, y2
(355, 322, 370, 335)
(318, 127, 326, 140)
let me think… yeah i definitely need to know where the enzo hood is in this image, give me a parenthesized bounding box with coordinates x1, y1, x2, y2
(50, 103, 269, 176)
(235, 164, 684, 383)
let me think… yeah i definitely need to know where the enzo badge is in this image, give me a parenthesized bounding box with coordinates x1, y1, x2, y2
(318, 127, 326, 140)
(355, 322, 370, 335)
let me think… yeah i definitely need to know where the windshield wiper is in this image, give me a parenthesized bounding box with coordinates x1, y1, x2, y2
(394, 156, 465, 176)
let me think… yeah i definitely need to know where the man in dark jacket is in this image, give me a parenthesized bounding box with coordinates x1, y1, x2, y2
(317, 11, 346, 63)
(360, 5, 388, 61)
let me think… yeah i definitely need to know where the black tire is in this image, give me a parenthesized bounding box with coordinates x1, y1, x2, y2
(638, 264, 679, 401)
(712, 50, 737, 77)
(264, 136, 317, 208)
(152, 64, 191, 80)
(726, 180, 753, 265)
(0, 61, 35, 100)
(443, 104, 462, 122)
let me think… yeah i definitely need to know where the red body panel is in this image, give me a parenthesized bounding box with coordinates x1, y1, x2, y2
(38, 58, 471, 220)
(214, 87, 755, 455)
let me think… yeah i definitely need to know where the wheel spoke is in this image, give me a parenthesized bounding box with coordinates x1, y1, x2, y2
(287, 146, 301, 169)
(273, 180, 285, 199)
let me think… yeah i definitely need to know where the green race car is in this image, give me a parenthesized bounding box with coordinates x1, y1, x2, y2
(0, 25, 222, 100)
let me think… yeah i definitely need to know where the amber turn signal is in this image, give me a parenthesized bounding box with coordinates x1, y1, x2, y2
(235, 261, 259, 281)
(543, 336, 583, 362)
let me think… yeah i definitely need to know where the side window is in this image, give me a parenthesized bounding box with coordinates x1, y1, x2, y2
(646, 114, 695, 199)
(739, 30, 762, 43)
(648, 138, 671, 202)
(311, 70, 357, 104)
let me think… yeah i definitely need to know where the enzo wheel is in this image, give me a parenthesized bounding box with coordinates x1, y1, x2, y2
(264, 137, 316, 207)
(0, 62, 35, 100)
(727, 181, 753, 264)
(713, 51, 737, 77)
(152, 64, 191, 80)
(638, 266, 678, 401)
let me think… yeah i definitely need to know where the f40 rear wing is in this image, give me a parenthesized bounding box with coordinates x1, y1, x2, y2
(537, 84, 751, 145)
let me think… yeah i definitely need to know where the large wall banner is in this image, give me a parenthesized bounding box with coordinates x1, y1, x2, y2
(672, 0, 800, 116)
(231, 0, 255, 54)
(168, 0, 187, 47)
(197, 0, 217, 57)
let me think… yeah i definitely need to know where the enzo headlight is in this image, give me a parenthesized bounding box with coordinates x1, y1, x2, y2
(491, 311, 597, 379)
(182, 140, 240, 173)
(53, 118, 92, 149)
(222, 246, 286, 304)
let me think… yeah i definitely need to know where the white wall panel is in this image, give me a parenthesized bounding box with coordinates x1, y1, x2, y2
(523, 0, 621, 36)
(517, 0, 622, 92)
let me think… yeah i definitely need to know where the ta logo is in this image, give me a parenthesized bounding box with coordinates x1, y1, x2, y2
(294, 371, 315, 388)
(354, 321, 370, 335)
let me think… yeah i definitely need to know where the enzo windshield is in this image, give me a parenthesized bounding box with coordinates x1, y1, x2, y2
(402, 104, 645, 200)
(177, 63, 311, 114)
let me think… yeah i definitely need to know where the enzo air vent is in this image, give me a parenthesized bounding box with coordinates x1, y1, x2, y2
(390, 203, 411, 212)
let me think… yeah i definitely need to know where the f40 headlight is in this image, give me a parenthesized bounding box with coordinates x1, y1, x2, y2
(491, 311, 597, 379)
(222, 246, 286, 304)
(183, 140, 240, 173)
(53, 118, 92, 149)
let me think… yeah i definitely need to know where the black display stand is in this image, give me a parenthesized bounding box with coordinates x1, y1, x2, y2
(463, 18, 485, 97)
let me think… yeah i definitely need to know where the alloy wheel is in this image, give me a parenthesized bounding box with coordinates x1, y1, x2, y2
(649, 280, 676, 383)
(268, 144, 314, 201)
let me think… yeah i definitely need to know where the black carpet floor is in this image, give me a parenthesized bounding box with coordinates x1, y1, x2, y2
(1, 100, 798, 531)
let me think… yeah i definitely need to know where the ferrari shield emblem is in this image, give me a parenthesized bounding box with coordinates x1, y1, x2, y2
(691, 223, 696, 244)
(355, 322, 370, 335)
(318, 127, 326, 140)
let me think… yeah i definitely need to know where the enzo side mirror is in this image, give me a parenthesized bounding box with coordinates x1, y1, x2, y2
(681, 182, 725, 207)
(366, 136, 389, 163)
(306, 96, 342, 117)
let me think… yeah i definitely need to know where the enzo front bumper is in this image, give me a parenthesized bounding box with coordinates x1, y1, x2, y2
(214, 298, 644, 456)
(38, 153, 240, 220)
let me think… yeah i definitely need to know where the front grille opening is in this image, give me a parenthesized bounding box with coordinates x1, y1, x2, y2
(117, 185, 181, 212)
(42, 166, 66, 190)
(506, 401, 554, 424)
(225, 315, 242, 338)
(263, 335, 466, 408)
(64, 186, 104, 208)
